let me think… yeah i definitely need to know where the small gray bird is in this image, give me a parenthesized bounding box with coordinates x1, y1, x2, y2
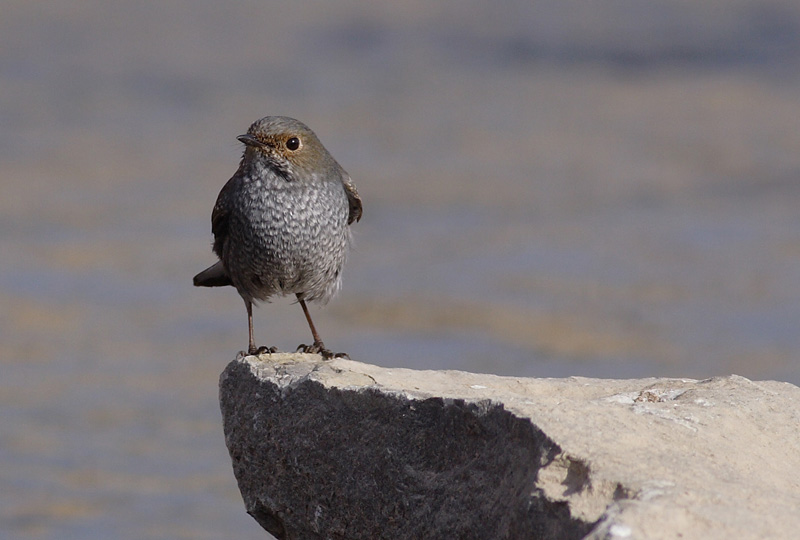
(193, 116, 362, 358)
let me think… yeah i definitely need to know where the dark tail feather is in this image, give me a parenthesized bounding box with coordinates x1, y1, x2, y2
(193, 261, 232, 287)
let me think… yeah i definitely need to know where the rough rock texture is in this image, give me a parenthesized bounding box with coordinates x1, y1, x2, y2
(219, 354, 800, 540)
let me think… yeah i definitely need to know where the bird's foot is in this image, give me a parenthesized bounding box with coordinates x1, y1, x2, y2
(241, 345, 279, 357)
(296, 341, 349, 360)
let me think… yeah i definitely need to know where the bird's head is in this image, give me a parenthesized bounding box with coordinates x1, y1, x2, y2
(237, 116, 337, 182)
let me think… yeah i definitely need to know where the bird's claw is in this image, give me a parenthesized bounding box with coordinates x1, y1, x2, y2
(295, 341, 349, 360)
(243, 345, 279, 357)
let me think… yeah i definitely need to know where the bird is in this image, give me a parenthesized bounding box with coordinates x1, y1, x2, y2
(193, 116, 362, 359)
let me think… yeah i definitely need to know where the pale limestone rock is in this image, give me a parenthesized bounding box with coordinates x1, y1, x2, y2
(219, 353, 800, 540)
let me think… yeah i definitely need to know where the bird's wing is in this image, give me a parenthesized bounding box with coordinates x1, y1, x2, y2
(211, 176, 237, 258)
(343, 176, 362, 225)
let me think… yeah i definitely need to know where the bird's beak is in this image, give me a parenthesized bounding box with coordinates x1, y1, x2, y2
(237, 134, 263, 147)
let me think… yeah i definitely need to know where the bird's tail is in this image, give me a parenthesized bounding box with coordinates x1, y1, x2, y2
(193, 261, 232, 287)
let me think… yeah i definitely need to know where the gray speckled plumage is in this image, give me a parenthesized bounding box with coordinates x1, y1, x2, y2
(193, 116, 362, 357)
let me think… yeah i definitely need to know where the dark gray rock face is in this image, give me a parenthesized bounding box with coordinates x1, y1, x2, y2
(219, 356, 592, 540)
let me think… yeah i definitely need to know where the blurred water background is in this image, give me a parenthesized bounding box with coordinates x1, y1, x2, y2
(2, 1, 800, 538)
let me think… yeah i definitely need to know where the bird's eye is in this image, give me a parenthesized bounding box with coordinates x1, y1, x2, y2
(286, 137, 300, 151)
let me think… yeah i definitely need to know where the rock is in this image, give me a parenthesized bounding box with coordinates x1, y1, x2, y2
(219, 354, 800, 540)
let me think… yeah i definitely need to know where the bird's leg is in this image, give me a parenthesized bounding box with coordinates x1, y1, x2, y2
(244, 300, 277, 355)
(295, 294, 349, 359)
(298, 295, 323, 344)
(246, 299, 257, 355)
(233, 299, 278, 357)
